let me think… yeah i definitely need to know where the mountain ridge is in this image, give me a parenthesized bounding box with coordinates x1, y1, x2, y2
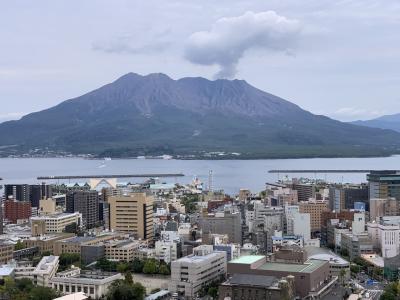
(352, 113, 400, 132)
(1, 72, 400, 159)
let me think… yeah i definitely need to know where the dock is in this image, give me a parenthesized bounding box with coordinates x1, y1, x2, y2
(37, 173, 184, 180)
(268, 170, 400, 173)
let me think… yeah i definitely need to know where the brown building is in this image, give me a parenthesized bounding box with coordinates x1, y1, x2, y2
(4, 200, 31, 224)
(218, 274, 295, 300)
(0, 241, 14, 264)
(23, 233, 75, 254)
(298, 200, 329, 233)
(109, 192, 154, 241)
(227, 255, 331, 299)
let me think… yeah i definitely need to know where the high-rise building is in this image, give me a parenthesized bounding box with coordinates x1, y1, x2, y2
(108, 192, 154, 240)
(4, 199, 31, 223)
(199, 210, 242, 244)
(298, 200, 329, 233)
(291, 183, 315, 202)
(66, 190, 99, 229)
(329, 184, 368, 212)
(4, 184, 52, 208)
(4, 184, 29, 202)
(367, 171, 400, 200)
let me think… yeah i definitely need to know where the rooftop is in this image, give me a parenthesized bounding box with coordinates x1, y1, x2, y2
(230, 255, 265, 265)
(257, 259, 327, 274)
(227, 274, 278, 288)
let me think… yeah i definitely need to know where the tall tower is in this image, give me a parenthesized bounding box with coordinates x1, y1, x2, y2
(208, 170, 213, 192)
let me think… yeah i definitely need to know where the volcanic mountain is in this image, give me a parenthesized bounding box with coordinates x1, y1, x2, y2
(1, 72, 399, 158)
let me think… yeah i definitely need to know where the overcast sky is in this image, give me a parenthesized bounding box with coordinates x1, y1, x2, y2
(1, 0, 400, 122)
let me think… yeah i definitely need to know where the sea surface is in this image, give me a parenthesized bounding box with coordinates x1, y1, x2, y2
(1, 156, 400, 195)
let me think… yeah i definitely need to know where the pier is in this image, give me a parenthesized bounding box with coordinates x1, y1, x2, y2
(268, 169, 400, 173)
(37, 173, 184, 180)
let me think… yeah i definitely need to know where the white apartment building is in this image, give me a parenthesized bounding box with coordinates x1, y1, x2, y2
(169, 245, 227, 299)
(50, 269, 123, 299)
(367, 221, 400, 258)
(155, 240, 179, 264)
(352, 212, 366, 235)
(293, 212, 311, 241)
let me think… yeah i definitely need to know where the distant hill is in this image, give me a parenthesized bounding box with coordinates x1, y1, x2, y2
(1, 72, 400, 158)
(352, 114, 400, 133)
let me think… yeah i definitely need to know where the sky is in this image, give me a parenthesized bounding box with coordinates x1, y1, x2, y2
(1, 0, 400, 122)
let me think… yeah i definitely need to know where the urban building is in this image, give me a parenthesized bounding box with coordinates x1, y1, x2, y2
(199, 210, 242, 244)
(169, 245, 227, 299)
(367, 171, 400, 200)
(104, 239, 140, 262)
(299, 200, 329, 233)
(291, 182, 315, 202)
(0, 241, 14, 264)
(329, 184, 368, 212)
(16, 255, 59, 286)
(4, 184, 30, 202)
(31, 212, 82, 235)
(66, 191, 99, 229)
(367, 217, 400, 258)
(4, 200, 31, 223)
(23, 233, 75, 254)
(227, 255, 331, 299)
(218, 274, 295, 300)
(340, 232, 374, 259)
(109, 192, 154, 240)
(50, 269, 123, 299)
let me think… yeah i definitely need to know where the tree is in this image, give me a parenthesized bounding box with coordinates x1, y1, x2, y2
(208, 286, 218, 299)
(106, 280, 145, 300)
(117, 262, 129, 273)
(125, 271, 133, 285)
(30, 286, 61, 300)
(131, 258, 144, 273)
(159, 264, 170, 275)
(143, 259, 158, 274)
(14, 240, 25, 251)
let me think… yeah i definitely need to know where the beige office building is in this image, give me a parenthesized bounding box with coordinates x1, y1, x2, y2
(31, 212, 82, 236)
(299, 200, 329, 232)
(109, 193, 154, 241)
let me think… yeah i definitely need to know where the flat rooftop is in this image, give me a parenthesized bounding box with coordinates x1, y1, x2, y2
(230, 255, 265, 265)
(258, 259, 327, 273)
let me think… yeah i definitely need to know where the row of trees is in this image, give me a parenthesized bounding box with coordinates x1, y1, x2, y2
(0, 278, 60, 300)
(106, 276, 146, 300)
(96, 258, 170, 275)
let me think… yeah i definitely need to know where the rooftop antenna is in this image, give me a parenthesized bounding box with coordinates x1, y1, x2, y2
(208, 170, 213, 192)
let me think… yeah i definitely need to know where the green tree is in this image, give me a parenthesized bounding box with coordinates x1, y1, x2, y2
(106, 280, 145, 300)
(131, 258, 144, 273)
(158, 264, 170, 275)
(143, 259, 158, 274)
(14, 240, 25, 251)
(30, 286, 61, 300)
(125, 271, 133, 285)
(117, 262, 129, 273)
(208, 286, 218, 299)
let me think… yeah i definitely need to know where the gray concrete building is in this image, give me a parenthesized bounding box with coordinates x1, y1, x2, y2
(169, 245, 227, 299)
(199, 210, 242, 244)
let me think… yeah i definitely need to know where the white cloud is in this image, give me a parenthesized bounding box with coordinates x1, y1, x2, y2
(329, 107, 386, 121)
(92, 30, 172, 55)
(184, 11, 302, 78)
